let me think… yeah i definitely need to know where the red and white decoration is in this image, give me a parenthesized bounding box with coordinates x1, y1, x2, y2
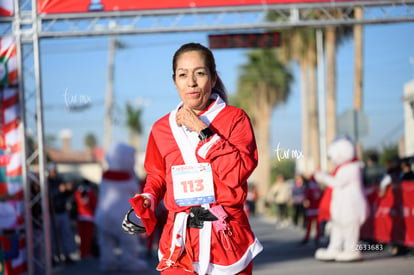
(0, 36, 18, 85)
(0, 62, 26, 274)
(0, 0, 13, 16)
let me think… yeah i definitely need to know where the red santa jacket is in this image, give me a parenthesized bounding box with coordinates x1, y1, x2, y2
(74, 186, 97, 222)
(142, 96, 262, 274)
(304, 181, 322, 217)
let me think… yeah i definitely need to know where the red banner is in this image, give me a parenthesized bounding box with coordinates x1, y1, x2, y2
(37, 0, 362, 14)
(361, 182, 414, 247)
(0, 0, 13, 16)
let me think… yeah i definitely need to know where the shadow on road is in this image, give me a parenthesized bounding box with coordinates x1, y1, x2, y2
(250, 215, 319, 267)
(55, 214, 413, 275)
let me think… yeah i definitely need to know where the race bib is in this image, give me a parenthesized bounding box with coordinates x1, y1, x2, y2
(172, 163, 215, 206)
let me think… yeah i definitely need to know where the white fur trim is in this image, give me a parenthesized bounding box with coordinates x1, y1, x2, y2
(193, 237, 263, 275)
(198, 134, 221, 159)
(169, 94, 226, 165)
(158, 213, 188, 269)
(380, 174, 391, 192)
(158, 237, 263, 275)
(199, 203, 212, 275)
(199, 220, 212, 275)
(171, 213, 188, 257)
(169, 109, 198, 164)
(198, 94, 226, 125)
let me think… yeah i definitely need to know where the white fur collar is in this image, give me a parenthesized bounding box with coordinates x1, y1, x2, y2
(169, 93, 226, 164)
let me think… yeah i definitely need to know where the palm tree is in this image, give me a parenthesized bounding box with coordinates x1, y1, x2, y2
(231, 48, 293, 205)
(276, 24, 319, 174)
(84, 132, 97, 159)
(305, 32, 320, 173)
(266, 10, 322, 174)
(325, 10, 353, 168)
(45, 134, 57, 147)
(353, 6, 364, 159)
(126, 101, 143, 156)
(325, 25, 337, 152)
(268, 8, 353, 173)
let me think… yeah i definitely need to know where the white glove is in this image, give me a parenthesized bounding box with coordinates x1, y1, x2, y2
(314, 171, 330, 185)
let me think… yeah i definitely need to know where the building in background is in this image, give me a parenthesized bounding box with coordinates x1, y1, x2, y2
(45, 129, 104, 184)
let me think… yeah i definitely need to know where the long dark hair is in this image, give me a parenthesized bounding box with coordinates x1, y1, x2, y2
(172, 42, 228, 103)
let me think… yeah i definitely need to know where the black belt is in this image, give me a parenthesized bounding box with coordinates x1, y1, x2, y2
(187, 206, 218, 229)
(123, 205, 220, 235)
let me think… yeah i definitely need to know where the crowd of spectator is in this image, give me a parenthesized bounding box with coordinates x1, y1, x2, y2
(261, 153, 414, 255)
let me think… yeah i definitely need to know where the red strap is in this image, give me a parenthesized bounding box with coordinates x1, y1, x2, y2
(332, 157, 358, 176)
(102, 170, 131, 181)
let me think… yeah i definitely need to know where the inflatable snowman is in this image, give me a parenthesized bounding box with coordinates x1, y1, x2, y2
(314, 136, 369, 262)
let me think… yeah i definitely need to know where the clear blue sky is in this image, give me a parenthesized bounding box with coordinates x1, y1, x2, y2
(39, 21, 414, 155)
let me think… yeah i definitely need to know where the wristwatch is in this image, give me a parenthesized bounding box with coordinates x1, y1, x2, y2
(198, 127, 214, 141)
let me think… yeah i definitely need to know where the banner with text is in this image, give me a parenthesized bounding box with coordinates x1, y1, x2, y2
(37, 0, 366, 14)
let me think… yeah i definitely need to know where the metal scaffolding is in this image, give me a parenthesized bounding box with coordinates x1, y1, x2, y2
(0, 0, 413, 274)
(37, 1, 414, 38)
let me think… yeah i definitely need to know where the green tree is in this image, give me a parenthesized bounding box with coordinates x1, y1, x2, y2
(126, 101, 143, 156)
(379, 144, 399, 166)
(325, 10, 353, 159)
(84, 132, 97, 159)
(267, 9, 353, 173)
(231, 48, 293, 205)
(362, 148, 380, 163)
(270, 15, 320, 174)
(45, 134, 57, 147)
(26, 132, 37, 161)
(271, 158, 296, 184)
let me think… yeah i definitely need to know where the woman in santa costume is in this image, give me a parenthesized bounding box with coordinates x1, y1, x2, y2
(128, 42, 263, 275)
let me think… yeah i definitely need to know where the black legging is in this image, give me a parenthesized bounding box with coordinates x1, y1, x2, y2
(293, 203, 306, 228)
(277, 203, 288, 220)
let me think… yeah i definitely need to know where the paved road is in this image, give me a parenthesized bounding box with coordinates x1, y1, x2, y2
(56, 215, 414, 275)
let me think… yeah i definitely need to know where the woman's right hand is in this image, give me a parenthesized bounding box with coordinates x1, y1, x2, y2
(176, 105, 207, 133)
(134, 193, 154, 210)
(143, 197, 151, 208)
